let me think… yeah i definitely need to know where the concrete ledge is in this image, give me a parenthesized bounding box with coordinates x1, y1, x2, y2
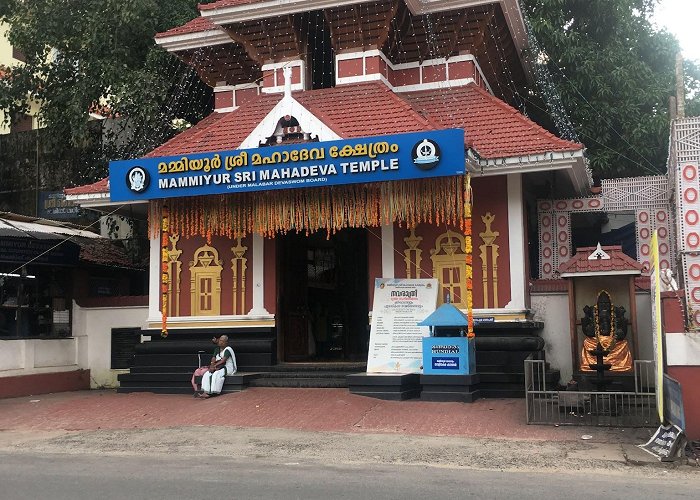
(195, 372, 261, 392)
(420, 374, 481, 402)
(0, 369, 90, 399)
(347, 373, 421, 400)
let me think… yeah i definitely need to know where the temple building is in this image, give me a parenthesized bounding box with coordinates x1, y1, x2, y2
(65, 0, 594, 395)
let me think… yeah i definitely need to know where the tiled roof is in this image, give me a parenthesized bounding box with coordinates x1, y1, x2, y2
(77, 237, 143, 269)
(65, 178, 109, 196)
(155, 16, 220, 39)
(199, 0, 266, 11)
(401, 84, 583, 159)
(146, 96, 276, 156)
(559, 245, 643, 276)
(67, 82, 584, 195)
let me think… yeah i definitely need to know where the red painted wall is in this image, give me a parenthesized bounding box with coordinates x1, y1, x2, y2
(172, 234, 253, 316)
(448, 60, 475, 80)
(0, 370, 90, 399)
(422, 64, 447, 83)
(235, 87, 259, 107)
(666, 366, 700, 440)
(215, 91, 233, 110)
(338, 58, 364, 78)
(662, 292, 685, 332)
(472, 176, 511, 308)
(390, 68, 420, 86)
(364, 175, 512, 310)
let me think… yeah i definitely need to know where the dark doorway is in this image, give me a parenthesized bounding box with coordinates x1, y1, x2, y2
(277, 228, 368, 362)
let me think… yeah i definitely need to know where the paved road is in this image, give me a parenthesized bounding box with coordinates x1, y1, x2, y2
(0, 452, 697, 500)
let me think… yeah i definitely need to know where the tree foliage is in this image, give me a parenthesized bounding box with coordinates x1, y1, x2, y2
(0, 0, 211, 186)
(523, 0, 700, 178)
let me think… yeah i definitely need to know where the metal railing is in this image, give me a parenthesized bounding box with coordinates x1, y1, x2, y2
(525, 359, 658, 427)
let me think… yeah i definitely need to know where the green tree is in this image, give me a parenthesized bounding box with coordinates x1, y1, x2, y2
(0, 0, 210, 187)
(523, 0, 700, 178)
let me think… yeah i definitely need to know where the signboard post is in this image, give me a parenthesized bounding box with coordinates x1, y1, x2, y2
(367, 278, 438, 373)
(639, 231, 687, 461)
(649, 230, 664, 422)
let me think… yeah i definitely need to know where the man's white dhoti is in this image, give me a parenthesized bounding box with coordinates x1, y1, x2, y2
(201, 346, 237, 395)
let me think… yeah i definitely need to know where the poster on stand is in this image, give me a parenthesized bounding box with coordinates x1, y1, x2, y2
(367, 278, 438, 373)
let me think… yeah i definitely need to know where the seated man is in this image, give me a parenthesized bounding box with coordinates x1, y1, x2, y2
(196, 335, 237, 399)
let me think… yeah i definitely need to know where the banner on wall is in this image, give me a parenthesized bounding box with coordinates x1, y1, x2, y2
(367, 278, 439, 373)
(108, 129, 466, 202)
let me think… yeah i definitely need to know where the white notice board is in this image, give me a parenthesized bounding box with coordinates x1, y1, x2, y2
(367, 278, 438, 373)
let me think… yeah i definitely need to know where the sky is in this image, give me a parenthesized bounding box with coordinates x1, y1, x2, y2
(653, 0, 700, 63)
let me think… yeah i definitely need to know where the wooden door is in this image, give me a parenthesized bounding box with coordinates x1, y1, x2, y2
(279, 233, 309, 361)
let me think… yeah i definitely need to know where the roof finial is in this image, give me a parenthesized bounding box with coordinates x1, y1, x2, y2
(283, 66, 292, 98)
(588, 242, 610, 260)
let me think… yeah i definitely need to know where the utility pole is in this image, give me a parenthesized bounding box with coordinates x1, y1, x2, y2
(676, 53, 685, 120)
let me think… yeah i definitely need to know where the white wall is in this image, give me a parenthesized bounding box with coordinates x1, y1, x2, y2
(0, 338, 79, 377)
(72, 302, 148, 388)
(530, 292, 573, 383)
(531, 290, 653, 385)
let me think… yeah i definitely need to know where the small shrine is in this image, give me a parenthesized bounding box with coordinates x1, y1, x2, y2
(559, 244, 643, 389)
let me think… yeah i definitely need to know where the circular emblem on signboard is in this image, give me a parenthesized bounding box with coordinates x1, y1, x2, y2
(126, 166, 149, 194)
(412, 139, 441, 170)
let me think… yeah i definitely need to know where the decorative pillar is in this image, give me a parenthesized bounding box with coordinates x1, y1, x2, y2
(506, 173, 526, 310)
(249, 233, 270, 316)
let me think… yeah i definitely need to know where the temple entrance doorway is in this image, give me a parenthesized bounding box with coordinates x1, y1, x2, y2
(277, 228, 369, 362)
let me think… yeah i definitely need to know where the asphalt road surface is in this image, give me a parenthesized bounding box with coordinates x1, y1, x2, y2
(1, 452, 697, 500)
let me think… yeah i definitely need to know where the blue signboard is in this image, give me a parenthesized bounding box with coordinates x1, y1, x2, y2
(663, 374, 686, 430)
(38, 191, 82, 220)
(422, 337, 476, 375)
(108, 129, 465, 202)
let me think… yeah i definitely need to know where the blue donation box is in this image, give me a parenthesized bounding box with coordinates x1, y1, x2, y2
(418, 303, 476, 376)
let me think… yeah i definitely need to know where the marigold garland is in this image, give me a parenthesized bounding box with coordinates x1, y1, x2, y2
(160, 205, 170, 338)
(150, 177, 464, 240)
(463, 174, 474, 338)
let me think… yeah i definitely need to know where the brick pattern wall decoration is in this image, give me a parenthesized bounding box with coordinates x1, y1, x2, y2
(537, 176, 672, 279)
(673, 118, 700, 328)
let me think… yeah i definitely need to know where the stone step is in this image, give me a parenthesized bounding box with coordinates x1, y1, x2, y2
(249, 377, 347, 388)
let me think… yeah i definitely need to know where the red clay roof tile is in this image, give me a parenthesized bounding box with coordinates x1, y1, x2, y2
(559, 246, 643, 276)
(65, 178, 109, 196)
(155, 17, 220, 39)
(68, 82, 584, 195)
(199, 0, 266, 11)
(401, 84, 582, 158)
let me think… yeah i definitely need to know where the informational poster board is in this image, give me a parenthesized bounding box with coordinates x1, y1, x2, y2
(367, 278, 438, 373)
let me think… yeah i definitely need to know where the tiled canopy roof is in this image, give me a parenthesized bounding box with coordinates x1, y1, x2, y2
(155, 16, 220, 39)
(198, 0, 266, 11)
(559, 245, 643, 277)
(66, 82, 584, 195)
(65, 178, 109, 196)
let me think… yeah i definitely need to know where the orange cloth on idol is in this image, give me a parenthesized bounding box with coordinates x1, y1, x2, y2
(580, 337, 633, 372)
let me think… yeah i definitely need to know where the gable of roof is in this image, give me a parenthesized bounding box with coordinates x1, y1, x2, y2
(559, 245, 643, 277)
